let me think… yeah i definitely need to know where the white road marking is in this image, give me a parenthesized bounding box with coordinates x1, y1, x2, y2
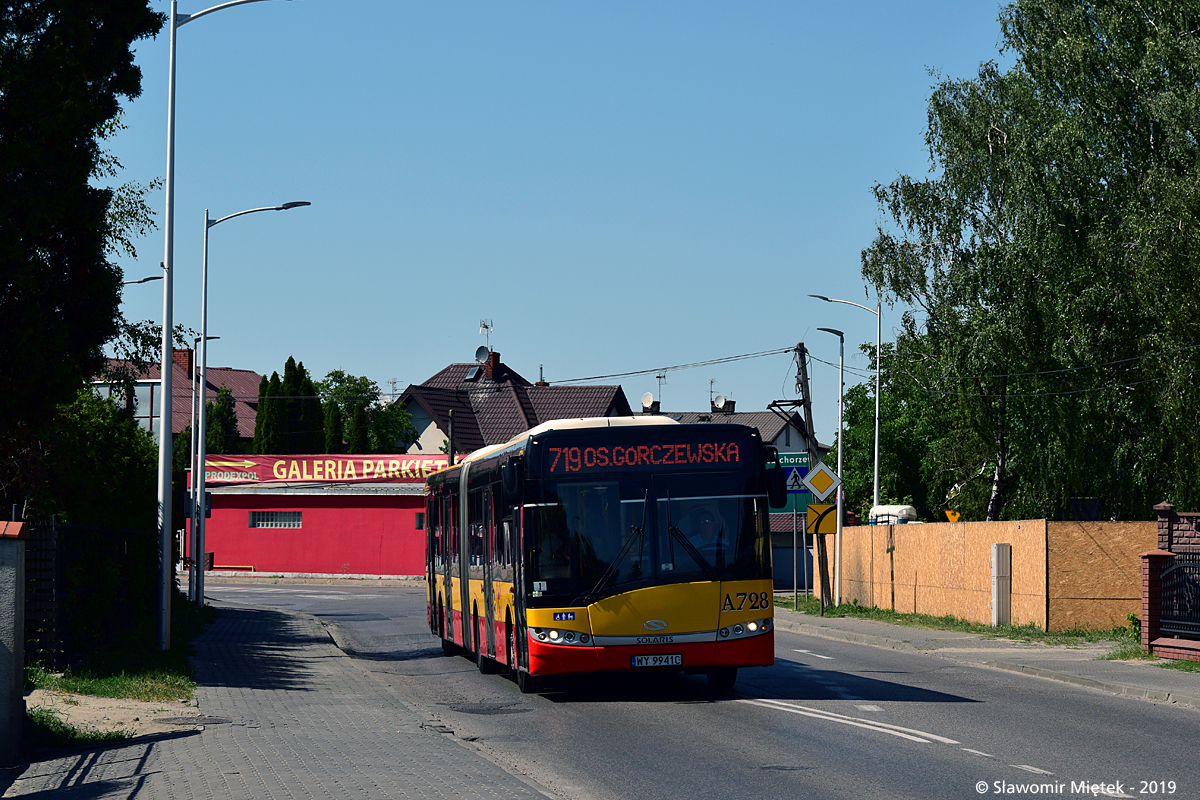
(793, 649, 835, 659)
(1013, 765, 1054, 775)
(739, 698, 960, 745)
(961, 748, 993, 757)
(856, 705, 883, 712)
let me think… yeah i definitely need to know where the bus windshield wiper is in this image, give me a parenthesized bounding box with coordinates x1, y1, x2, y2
(665, 492, 718, 580)
(572, 490, 647, 606)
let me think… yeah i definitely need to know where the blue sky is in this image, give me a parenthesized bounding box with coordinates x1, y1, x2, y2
(110, 1, 1011, 443)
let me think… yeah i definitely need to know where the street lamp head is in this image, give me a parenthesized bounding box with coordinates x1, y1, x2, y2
(817, 327, 844, 338)
(193, 335, 220, 345)
(278, 201, 311, 210)
(122, 275, 165, 285)
(808, 294, 831, 302)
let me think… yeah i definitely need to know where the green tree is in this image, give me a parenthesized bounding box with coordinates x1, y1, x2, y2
(252, 375, 271, 453)
(368, 401, 418, 454)
(0, 2, 163, 441)
(323, 400, 344, 454)
(346, 401, 368, 455)
(861, 0, 1200, 521)
(206, 386, 240, 455)
(317, 369, 417, 454)
(27, 387, 157, 530)
(254, 371, 283, 454)
(280, 357, 302, 453)
(295, 363, 324, 453)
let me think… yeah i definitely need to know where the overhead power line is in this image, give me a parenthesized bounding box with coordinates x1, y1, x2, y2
(555, 347, 795, 384)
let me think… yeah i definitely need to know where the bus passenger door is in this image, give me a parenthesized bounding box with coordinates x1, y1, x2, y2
(482, 485, 496, 657)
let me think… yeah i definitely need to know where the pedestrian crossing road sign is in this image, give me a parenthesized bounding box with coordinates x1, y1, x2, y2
(786, 468, 806, 493)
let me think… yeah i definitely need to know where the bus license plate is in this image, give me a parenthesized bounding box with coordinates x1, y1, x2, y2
(632, 654, 682, 668)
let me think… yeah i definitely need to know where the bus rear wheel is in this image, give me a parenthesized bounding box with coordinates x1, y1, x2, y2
(707, 667, 737, 693)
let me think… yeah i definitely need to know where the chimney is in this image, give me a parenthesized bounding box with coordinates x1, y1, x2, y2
(485, 350, 501, 380)
(711, 398, 735, 413)
(535, 363, 549, 387)
(173, 348, 194, 378)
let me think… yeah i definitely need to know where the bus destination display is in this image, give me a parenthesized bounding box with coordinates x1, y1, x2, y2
(545, 440, 743, 474)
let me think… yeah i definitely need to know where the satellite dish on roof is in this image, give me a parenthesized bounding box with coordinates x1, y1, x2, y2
(474, 345, 490, 363)
(641, 392, 655, 410)
(714, 394, 726, 409)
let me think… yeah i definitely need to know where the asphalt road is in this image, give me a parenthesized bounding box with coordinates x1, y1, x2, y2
(205, 582, 1200, 800)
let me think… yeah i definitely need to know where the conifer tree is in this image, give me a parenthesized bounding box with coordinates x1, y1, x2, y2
(252, 374, 270, 453)
(296, 362, 324, 453)
(280, 356, 301, 453)
(324, 400, 344, 454)
(206, 386, 240, 455)
(255, 371, 283, 454)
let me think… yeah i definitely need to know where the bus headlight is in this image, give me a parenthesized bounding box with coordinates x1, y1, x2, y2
(747, 621, 759, 633)
(549, 629, 561, 641)
(719, 627, 730, 638)
(579, 633, 590, 644)
(733, 624, 744, 636)
(564, 631, 575, 642)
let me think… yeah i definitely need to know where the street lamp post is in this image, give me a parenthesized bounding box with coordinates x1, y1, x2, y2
(809, 294, 882, 511)
(188, 334, 219, 604)
(817, 327, 844, 607)
(194, 201, 310, 607)
(156, 0, 297, 650)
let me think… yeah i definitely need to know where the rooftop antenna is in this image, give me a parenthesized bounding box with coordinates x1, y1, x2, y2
(479, 319, 494, 351)
(709, 378, 718, 405)
(655, 371, 667, 403)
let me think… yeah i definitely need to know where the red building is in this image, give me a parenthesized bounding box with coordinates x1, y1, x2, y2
(188, 454, 448, 577)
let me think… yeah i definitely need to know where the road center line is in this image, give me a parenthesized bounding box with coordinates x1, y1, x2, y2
(738, 699, 931, 742)
(793, 649, 835, 659)
(739, 698, 961, 745)
(961, 748, 993, 757)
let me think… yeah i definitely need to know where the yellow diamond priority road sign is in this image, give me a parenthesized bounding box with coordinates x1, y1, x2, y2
(801, 461, 841, 502)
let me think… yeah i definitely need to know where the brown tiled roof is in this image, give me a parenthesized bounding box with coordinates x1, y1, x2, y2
(100, 356, 262, 438)
(422, 361, 530, 390)
(637, 409, 826, 452)
(526, 385, 631, 420)
(399, 355, 631, 449)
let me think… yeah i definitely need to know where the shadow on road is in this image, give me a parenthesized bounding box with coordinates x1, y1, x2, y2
(191, 606, 331, 692)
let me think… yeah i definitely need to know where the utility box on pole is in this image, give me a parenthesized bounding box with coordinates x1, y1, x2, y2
(991, 542, 1012, 627)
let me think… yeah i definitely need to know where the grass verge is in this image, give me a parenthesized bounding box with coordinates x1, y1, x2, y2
(23, 706, 131, 749)
(774, 594, 1144, 652)
(24, 589, 218, 750)
(1160, 659, 1200, 673)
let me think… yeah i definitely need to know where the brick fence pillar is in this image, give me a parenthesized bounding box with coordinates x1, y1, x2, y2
(1154, 502, 1176, 551)
(1141, 549, 1173, 652)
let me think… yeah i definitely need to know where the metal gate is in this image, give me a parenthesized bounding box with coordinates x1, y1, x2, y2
(1160, 554, 1200, 639)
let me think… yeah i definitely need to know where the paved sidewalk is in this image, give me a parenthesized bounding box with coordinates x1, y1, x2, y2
(774, 605, 1200, 710)
(1, 606, 554, 799)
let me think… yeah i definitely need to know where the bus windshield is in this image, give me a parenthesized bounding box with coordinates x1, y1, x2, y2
(524, 472, 769, 606)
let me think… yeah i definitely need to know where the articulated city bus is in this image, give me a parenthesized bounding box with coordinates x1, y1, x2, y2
(425, 416, 786, 693)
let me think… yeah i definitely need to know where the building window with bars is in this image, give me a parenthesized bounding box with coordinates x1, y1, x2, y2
(249, 511, 302, 529)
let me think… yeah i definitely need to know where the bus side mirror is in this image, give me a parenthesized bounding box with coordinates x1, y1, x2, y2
(766, 449, 787, 508)
(501, 460, 522, 500)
